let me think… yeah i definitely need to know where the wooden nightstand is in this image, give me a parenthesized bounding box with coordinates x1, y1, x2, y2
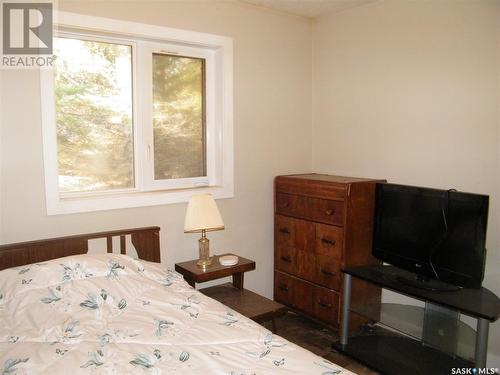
(175, 253, 255, 289)
(175, 253, 287, 332)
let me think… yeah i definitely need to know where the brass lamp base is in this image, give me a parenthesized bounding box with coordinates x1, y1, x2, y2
(197, 257, 213, 269)
(197, 230, 213, 269)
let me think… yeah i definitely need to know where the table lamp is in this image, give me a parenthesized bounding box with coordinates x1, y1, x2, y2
(184, 193, 224, 269)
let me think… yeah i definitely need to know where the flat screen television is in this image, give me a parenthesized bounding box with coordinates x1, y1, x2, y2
(372, 183, 489, 289)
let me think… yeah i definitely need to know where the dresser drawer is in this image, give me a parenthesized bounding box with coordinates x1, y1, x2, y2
(274, 271, 313, 315)
(277, 192, 344, 227)
(274, 271, 294, 306)
(312, 286, 340, 326)
(296, 196, 344, 226)
(297, 250, 341, 288)
(295, 219, 315, 252)
(276, 193, 297, 216)
(275, 177, 346, 200)
(296, 250, 316, 283)
(316, 223, 343, 259)
(275, 215, 315, 278)
(276, 244, 296, 275)
(275, 215, 296, 274)
(315, 255, 341, 290)
(275, 215, 294, 248)
(293, 276, 314, 314)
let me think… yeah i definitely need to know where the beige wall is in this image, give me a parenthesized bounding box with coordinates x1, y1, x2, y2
(312, 0, 500, 366)
(0, 1, 313, 298)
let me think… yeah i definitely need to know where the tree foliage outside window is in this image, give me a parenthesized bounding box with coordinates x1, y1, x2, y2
(54, 37, 134, 193)
(54, 37, 207, 194)
(152, 53, 206, 180)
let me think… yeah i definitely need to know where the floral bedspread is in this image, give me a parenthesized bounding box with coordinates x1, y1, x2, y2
(0, 253, 353, 374)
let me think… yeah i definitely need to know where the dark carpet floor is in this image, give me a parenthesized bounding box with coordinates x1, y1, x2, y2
(262, 311, 379, 375)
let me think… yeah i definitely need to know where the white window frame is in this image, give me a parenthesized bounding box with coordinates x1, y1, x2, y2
(40, 11, 233, 215)
(138, 41, 216, 191)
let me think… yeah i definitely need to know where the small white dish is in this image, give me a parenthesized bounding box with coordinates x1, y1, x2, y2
(219, 255, 239, 266)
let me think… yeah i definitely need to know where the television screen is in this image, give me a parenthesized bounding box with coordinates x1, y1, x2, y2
(373, 183, 489, 289)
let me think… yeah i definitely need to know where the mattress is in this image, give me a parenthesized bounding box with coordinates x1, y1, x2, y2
(0, 253, 353, 374)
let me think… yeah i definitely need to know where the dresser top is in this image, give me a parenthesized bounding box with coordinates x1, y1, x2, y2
(277, 173, 381, 184)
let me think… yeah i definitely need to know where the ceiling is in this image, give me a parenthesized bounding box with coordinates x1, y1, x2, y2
(240, 0, 378, 18)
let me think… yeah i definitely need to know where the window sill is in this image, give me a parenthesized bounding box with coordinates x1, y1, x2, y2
(46, 185, 233, 215)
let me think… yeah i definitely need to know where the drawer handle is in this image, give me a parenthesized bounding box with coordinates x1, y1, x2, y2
(317, 300, 332, 309)
(279, 284, 289, 292)
(321, 269, 336, 277)
(325, 209, 335, 216)
(281, 202, 290, 208)
(280, 255, 292, 263)
(279, 227, 290, 234)
(321, 238, 336, 246)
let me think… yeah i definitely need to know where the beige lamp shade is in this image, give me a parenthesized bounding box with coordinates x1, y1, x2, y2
(184, 194, 225, 233)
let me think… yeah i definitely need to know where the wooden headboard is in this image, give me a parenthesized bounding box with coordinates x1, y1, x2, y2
(0, 226, 160, 271)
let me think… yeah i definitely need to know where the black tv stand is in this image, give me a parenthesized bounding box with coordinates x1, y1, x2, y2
(334, 265, 500, 375)
(396, 274, 461, 292)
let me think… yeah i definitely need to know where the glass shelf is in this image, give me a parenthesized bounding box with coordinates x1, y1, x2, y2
(336, 265, 500, 373)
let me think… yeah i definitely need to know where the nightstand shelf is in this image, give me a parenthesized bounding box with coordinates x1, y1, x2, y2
(175, 253, 287, 332)
(201, 282, 287, 332)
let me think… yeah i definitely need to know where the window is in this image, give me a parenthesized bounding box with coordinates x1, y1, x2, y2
(41, 12, 233, 214)
(152, 53, 205, 181)
(54, 37, 134, 193)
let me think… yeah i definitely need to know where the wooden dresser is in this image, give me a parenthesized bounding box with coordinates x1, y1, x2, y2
(274, 174, 382, 331)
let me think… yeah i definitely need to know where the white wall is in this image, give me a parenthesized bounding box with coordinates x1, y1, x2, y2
(0, 0, 313, 298)
(312, 0, 500, 366)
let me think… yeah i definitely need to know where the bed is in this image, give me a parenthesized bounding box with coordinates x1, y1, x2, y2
(0, 227, 353, 374)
